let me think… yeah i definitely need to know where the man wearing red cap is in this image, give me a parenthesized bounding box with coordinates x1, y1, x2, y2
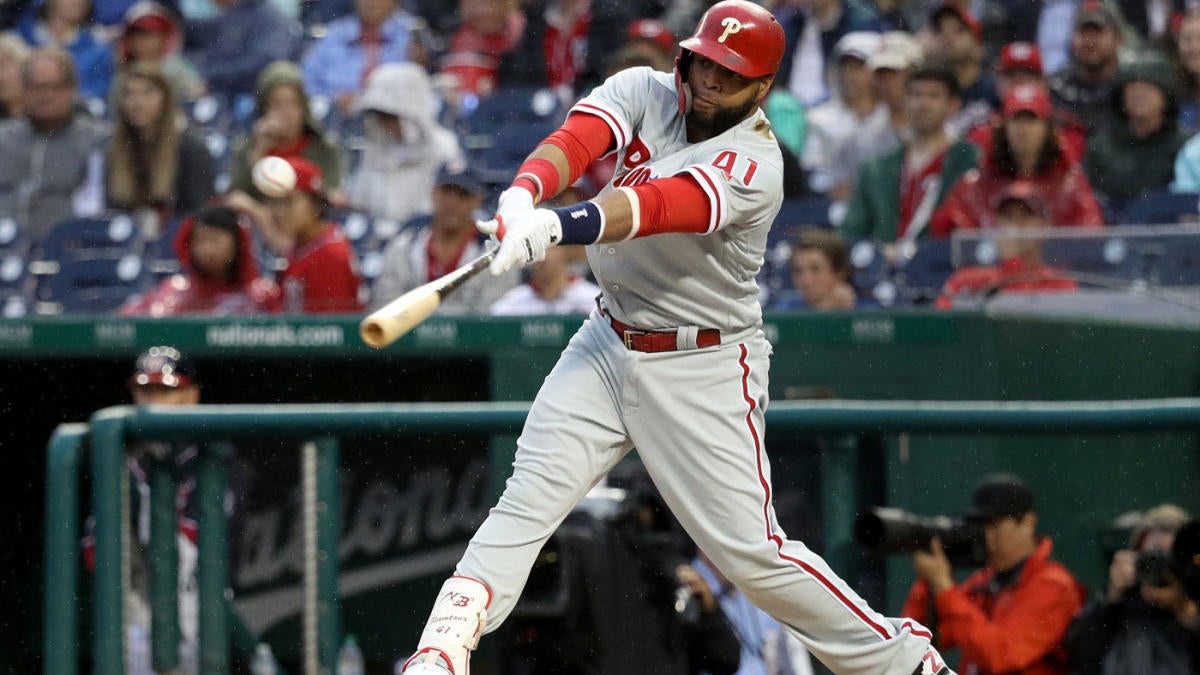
(241, 156, 363, 314)
(931, 83, 1104, 236)
(965, 42, 1088, 163)
(118, 1, 203, 101)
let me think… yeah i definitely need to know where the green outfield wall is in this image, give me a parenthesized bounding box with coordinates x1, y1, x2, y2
(12, 309, 1200, 672)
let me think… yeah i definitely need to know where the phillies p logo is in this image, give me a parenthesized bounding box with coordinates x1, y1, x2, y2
(718, 17, 742, 43)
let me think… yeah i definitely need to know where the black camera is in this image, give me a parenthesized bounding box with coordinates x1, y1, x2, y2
(1135, 548, 1177, 588)
(854, 507, 987, 568)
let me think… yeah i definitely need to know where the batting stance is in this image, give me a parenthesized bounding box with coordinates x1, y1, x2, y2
(401, 3, 952, 673)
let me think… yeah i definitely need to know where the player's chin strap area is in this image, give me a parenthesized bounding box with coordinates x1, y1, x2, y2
(674, 50, 695, 115)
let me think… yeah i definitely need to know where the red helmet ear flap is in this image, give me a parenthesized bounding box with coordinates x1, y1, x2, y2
(675, 50, 694, 115)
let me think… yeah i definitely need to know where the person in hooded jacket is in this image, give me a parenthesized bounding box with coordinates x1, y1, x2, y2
(1083, 57, 1191, 211)
(115, 0, 203, 102)
(344, 62, 463, 223)
(121, 204, 278, 316)
(225, 60, 343, 207)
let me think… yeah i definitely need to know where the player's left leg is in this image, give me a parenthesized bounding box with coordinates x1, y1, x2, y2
(625, 335, 947, 675)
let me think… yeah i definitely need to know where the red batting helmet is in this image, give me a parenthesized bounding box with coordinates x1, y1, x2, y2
(675, 0, 786, 113)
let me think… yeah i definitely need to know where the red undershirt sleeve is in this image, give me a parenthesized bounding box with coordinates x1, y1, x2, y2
(513, 112, 615, 201)
(619, 174, 714, 238)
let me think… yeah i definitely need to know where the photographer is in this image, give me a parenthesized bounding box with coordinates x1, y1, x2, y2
(1064, 505, 1200, 675)
(902, 474, 1085, 675)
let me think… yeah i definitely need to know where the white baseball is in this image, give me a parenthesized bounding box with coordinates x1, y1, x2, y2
(251, 156, 297, 198)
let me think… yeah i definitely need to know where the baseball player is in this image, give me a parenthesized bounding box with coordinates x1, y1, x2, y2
(400, 3, 952, 674)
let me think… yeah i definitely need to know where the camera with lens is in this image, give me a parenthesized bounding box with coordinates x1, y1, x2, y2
(854, 507, 987, 568)
(1135, 548, 1177, 589)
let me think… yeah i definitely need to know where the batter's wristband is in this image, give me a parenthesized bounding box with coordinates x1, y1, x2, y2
(551, 201, 605, 245)
(513, 158, 560, 203)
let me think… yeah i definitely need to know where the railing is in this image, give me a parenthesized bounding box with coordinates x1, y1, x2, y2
(45, 399, 1200, 674)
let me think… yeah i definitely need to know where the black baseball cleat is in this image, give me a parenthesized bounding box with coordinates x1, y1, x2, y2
(911, 647, 956, 675)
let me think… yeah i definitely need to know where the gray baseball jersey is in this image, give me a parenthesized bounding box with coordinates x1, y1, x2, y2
(408, 65, 939, 675)
(576, 67, 784, 333)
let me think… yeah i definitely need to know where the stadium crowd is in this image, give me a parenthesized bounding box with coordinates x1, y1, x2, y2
(0, 0, 1198, 317)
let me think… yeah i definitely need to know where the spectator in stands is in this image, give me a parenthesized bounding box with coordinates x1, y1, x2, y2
(370, 166, 517, 313)
(120, 204, 277, 315)
(1174, 11, 1200, 132)
(965, 42, 1089, 164)
(937, 181, 1080, 305)
(931, 84, 1104, 236)
(689, 548, 815, 675)
(773, 229, 857, 311)
(623, 18, 677, 66)
(842, 66, 978, 243)
(437, 0, 525, 103)
(227, 61, 342, 203)
(0, 33, 30, 119)
(903, 473, 1086, 675)
(115, 1, 203, 103)
(489, 245, 599, 315)
(231, 156, 362, 313)
(866, 30, 923, 150)
(802, 32, 885, 200)
(344, 63, 463, 224)
(0, 47, 108, 240)
(105, 64, 215, 229)
(925, 4, 997, 136)
(1084, 57, 1189, 209)
(299, 0, 428, 112)
(16, 0, 113, 99)
(1065, 504, 1200, 675)
(1170, 126, 1200, 192)
(776, 0, 883, 107)
(1049, 1, 1124, 134)
(184, 0, 300, 99)
(498, 0, 633, 97)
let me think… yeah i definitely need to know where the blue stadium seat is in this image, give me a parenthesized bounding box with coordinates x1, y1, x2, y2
(897, 239, 954, 303)
(459, 87, 567, 133)
(472, 120, 562, 185)
(1119, 191, 1198, 226)
(143, 217, 188, 279)
(0, 216, 27, 256)
(34, 254, 150, 314)
(184, 95, 232, 131)
(774, 196, 833, 229)
(33, 215, 143, 264)
(1040, 236, 1139, 284)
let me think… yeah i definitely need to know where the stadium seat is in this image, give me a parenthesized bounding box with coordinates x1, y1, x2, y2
(1040, 236, 1139, 285)
(143, 217, 188, 279)
(472, 119, 562, 185)
(773, 196, 833, 229)
(32, 215, 144, 267)
(34, 254, 150, 314)
(460, 87, 566, 133)
(1120, 191, 1199, 226)
(896, 239, 954, 303)
(0, 216, 27, 256)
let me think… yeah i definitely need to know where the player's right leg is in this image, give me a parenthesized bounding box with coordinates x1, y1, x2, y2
(401, 314, 633, 674)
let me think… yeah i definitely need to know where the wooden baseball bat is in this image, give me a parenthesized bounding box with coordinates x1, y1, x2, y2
(359, 249, 497, 348)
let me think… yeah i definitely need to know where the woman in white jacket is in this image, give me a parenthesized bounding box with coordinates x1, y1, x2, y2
(346, 62, 464, 224)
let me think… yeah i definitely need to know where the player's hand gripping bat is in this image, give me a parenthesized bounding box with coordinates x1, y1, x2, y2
(359, 248, 497, 348)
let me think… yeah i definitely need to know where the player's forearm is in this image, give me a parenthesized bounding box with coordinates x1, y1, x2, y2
(513, 112, 614, 203)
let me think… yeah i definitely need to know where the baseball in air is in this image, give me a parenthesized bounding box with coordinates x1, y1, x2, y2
(251, 156, 297, 197)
